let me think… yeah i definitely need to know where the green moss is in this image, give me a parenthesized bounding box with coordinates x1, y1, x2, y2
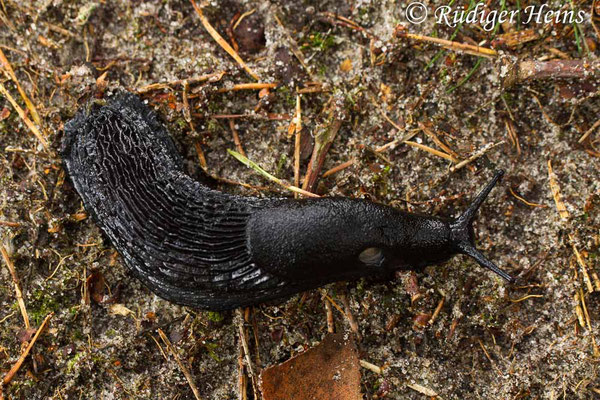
(67, 352, 85, 373)
(29, 290, 61, 325)
(277, 86, 296, 108)
(300, 32, 335, 52)
(204, 342, 222, 362)
(206, 311, 224, 323)
(371, 165, 391, 198)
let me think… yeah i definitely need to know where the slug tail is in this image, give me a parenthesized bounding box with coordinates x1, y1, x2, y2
(449, 170, 515, 283)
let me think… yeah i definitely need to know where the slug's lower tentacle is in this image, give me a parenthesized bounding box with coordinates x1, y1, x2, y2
(62, 93, 512, 311)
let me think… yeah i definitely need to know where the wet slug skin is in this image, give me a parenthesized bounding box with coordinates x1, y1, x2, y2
(62, 93, 513, 311)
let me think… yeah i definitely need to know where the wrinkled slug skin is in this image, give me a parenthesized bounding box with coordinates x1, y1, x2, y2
(61, 93, 463, 311)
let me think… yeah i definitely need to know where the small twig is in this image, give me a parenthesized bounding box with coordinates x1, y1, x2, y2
(190, 0, 259, 80)
(405, 140, 456, 162)
(302, 99, 345, 192)
(504, 59, 600, 87)
(395, 27, 497, 58)
(2, 312, 53, 386)
(216, 82, 277, 92)
(448, 141, 504, 173)
(237, 310, 259, 398)
(429, 295, 445, 327)
(1, 244, 29, 329)
(579, 118, 600, 143)
(0, 220, 21, 227)
(157, 328, 202, 400)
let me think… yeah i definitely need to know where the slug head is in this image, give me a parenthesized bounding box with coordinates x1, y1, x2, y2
(448, 170, 514, 282)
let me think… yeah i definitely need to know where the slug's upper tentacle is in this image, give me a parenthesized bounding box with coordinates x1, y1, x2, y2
(62, 93, 512, 311)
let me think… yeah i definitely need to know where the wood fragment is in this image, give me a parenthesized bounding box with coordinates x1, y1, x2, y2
(190, 0, 259, 80)
(569, 234, 595, 293)
(1, 244, 29, 329)
(359, 360, 382, 374)
(0, 220, 21, 227)
(302, 99, 345, 192)
(2, 312, 53, 386)
(157, 328, 202, 400)
(506, 59, 600, 87)
(547, 160, 569, 220)
(429, 296, 445, 326)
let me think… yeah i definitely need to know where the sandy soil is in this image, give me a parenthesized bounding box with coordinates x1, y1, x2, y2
(0, 0, 599, 399)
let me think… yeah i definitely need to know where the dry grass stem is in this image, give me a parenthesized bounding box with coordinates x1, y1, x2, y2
(1, 244, 29, 329)
(0, 48, 41, 125)
(190, 0, 259, 80)
(136, 71, 225, 93)
(0, 83, 48, 149)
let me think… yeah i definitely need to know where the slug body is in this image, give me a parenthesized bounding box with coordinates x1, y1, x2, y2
(62, 93, 512, 311)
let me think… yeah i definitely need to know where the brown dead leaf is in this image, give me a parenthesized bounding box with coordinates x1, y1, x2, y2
(0, 107, 10, 121)
(260, 333, 361, 400)
(86, 269, 106, 304)
(340, 58, 352, 72)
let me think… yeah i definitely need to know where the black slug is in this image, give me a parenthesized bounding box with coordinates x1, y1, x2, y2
(62, 93, 513, 311)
